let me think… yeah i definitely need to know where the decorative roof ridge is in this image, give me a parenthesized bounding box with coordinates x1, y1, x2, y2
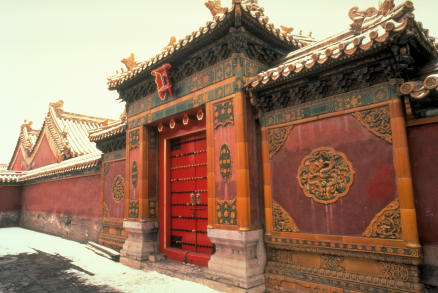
(107, 0, 316, 90)
(0, 170, 23, 183)
(17, 152, 102, 182)
(88, 117, 127, 142)
(246, 0, 437, 91)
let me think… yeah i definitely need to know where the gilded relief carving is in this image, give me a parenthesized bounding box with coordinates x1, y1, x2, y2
(363, 199, 401, 239)
(219, 144, 232, 181)
(216, 199, 237, 225)
(213, 99, 234, 128)
(352, 106, 392, 143)
(128, 200, 139, 218)
(320, 255, 345, 272)
(131, 161, 138, 188)
(297, 148, 354, 204)
(272, 200, 299, 232)
(129, 129, 140, 150)
(381, 262, 409, 281)
(267, 126, 293, 159)
(112, 175, 125, 202)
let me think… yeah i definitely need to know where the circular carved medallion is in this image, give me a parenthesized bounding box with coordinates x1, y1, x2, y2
(219, 144, 232, 181)
(297, 148, 354, 204)
(112, 175, 125, 202)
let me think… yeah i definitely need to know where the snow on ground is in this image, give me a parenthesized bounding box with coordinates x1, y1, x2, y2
(0, 227, 222, 293)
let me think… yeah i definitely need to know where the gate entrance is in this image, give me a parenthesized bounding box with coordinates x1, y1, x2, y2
(159, 127, 213, 266)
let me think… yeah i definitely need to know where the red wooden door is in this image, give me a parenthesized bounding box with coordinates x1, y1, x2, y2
(169, 132, 213, 257)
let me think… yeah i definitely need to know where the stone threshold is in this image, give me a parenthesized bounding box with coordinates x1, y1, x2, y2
(139, 258, 264, 293)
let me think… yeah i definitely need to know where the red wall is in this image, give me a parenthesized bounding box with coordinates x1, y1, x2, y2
(10, 148, 27, 171)
(32, 135, 58, 169)
(0, 186, 22, 212)
(22, 174, 100, 217)
(408, 123, 438, 245)
(271, 114, 397, 236)
(103, 160, 126, 219)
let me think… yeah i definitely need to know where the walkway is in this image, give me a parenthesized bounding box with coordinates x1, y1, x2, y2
(0, 227, 221, 293)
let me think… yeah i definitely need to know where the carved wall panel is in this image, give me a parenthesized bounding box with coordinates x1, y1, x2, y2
(362, 199, 401, 239)
(216, 199, 237, 225)
(272, 200, 299, 232)
(297, 147, 354, 204)
(352, 106, 392, 143)
(213, 99, 234, 128)
(218, 144, 232, 181)
(111, 175, 125, 203)
(267, 126, 293, 159)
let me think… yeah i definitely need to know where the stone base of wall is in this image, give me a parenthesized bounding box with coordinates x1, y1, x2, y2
(99, 219, 127, 251)
(120, 220, 161, 269)
(265, 240, 424, 293)
(207, 228, 266, 292)
(0, 211, 20, 227)
(20, 210, 101, 243)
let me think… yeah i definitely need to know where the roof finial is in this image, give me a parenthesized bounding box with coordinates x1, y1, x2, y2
(205, 0, 226, 16)
(121, 53, 137, 71)
(280, 25, 294, 35)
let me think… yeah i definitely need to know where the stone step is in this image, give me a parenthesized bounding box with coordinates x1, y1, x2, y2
(86, 242, 120, 262)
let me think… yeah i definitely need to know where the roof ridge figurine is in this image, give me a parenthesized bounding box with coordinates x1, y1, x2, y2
(205, 0, 226, 17)
(121, 53, 137, 71)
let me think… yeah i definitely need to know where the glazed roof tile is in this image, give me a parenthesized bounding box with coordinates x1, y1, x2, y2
(400, 73, 438, 99)
(8, 100, 112, 171)
(34, 100, 112, 159)
(107, 0, 315, 90)
(1, 152, 101, 183)
(20, 152, 101, 181)
(0, 171, 23, 183)
(89, 112, 127, 142)
(246, 1, 438, 90)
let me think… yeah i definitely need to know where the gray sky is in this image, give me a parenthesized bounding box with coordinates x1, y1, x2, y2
(1, 0, 437, 164)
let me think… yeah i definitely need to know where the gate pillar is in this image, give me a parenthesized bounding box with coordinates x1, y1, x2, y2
(120, 126, 161, 268)
(206, 92, 266, 292)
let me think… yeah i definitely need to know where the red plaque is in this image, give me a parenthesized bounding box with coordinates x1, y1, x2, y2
(151, 63, 173, 100)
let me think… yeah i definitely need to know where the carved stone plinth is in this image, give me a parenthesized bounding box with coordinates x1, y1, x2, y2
(120, 220, 161, 268)
(207, 228, 266, 292)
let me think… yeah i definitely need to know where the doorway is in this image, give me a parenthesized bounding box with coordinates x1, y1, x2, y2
(159, 124, 213, 266)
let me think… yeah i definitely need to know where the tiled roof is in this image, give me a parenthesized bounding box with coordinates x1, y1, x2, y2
(7, 100, 113, 171)
(89, 112, 127, 142)
(107, 0, 315, 90)
(0, 152, 101, 183)
(20, 152, 101, 181)
(400, 73, 438, 99)
(34, 100, 113, 159)
(246, 1, 438, 90)
(0, 171, 23, 183)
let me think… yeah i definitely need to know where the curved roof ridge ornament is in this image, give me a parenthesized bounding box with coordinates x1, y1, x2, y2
(349, 0, 396, 34)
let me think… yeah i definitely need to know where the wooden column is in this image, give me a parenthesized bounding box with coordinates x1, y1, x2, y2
(261, 127, 273, 235)
(390, 98, 419, 244)
(206, 102, 216, 228)
(234, 92, 251, 230)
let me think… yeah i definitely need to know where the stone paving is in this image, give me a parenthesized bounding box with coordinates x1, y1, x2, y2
(0, 250, 120, 293)
(0, 228, 222, 293)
